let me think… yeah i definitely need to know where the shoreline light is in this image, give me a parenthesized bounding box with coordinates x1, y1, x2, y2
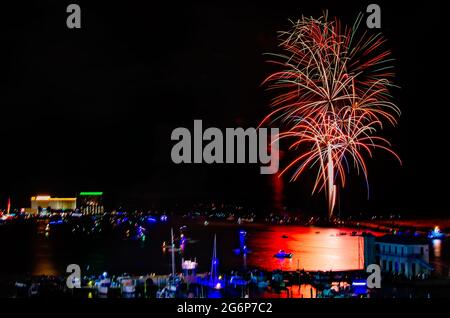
(32, 196, 76, 201)
(79, 192, 103, 196)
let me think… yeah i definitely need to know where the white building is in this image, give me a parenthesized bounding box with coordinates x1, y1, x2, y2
(364, 234, 433, 279)
(30, 195, 77, 213)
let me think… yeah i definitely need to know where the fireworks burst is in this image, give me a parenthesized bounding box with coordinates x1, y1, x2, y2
(261, 13, 401, 219)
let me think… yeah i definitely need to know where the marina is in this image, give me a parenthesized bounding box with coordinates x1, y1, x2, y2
(2, 213, 450, 298)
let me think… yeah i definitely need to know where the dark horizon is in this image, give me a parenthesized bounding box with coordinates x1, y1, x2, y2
(1, 1, 448, 217)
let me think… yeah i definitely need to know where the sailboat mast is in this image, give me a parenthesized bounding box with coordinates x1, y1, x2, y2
(171, 227, 175, 276)
(211, 234, 217, 280)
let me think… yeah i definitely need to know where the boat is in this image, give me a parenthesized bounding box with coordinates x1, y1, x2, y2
(198, 234, 225, 291)
(229, 276, 249, 287)
(162, 241, 181, 252)
(166, 274, 183, 293)
(234, 230, 251, 254)
(281, 235, 288, 239)
(96, 278, 111, 295)
(428, 226, 446, 239)
(273, 250, 293, 258)
(157, 276, 182, 299)
(233, 245, 251, 255)
(28, 283, 40, 297)
(159, 228, 183, 298)
(119, 278, 136, 294)
(257, 281, 269, 288)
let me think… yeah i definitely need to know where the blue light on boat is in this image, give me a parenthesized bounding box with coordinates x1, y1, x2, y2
(207, 290, 222, 298)
(428, 226, 446, 239)
(352, 280, 367, 286)
(229, 277, 248, 286)
(147, 217, 157, 223)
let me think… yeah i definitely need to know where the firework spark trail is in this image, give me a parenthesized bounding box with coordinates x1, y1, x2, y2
(262, 14, 401, 219)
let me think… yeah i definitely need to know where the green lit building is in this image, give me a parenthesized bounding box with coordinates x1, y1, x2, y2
(77, 192, 104, 214)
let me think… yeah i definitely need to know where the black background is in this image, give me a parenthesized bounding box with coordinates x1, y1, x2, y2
(0, 0, 448, 217)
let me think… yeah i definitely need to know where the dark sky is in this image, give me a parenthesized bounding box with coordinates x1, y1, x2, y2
(0, 0, 448, 216)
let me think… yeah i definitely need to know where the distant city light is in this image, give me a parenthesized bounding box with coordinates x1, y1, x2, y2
(35, 195, 51, 200)
(80, 192, 103, 196)
(32, 196, 76, 201)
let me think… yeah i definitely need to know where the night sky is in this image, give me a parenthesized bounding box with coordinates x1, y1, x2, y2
(0, 0, 448, 216)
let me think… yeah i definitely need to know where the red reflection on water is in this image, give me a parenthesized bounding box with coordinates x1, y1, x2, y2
(259, 284, 317, 298)
(32, 221, 58, 276)
(271, 173, 284, 213)
(247, 226, 368, 272)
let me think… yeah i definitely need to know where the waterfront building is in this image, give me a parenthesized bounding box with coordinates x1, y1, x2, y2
(77, 192, 104, 214)
(364, 234, 433, 279)
(30, 195, 77, 213)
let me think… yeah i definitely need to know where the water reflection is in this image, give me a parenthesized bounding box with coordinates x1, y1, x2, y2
(32, 221, 58, 276)
(430, 239, 448, 276)
(247, 226, 366, 271)
(28, 223, 370, 275)
(432, 239, 442, 258)
(16, 220, 446, 277)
